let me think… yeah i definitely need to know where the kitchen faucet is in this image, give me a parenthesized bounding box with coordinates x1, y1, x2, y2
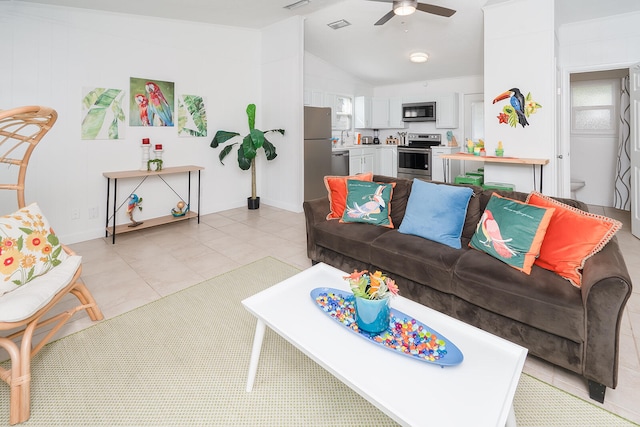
(340, 130, 349, 145)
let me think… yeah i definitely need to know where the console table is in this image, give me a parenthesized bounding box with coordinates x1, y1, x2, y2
(440, 153, 549, 192)
(103, 165, 203, 243)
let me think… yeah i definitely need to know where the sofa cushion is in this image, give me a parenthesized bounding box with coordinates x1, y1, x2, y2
(341, 180, 395, 228)
(453, 249, 585, 342)
(526, 191, 622, 288)
(370, 230, 462, 294)
(399, 179, 473, 249)
(1, 203, 69, 296)
(373, 175, 413, 228)
(324, 172, 373, 220)
(470, 194, 554, 274)
(314, 220, 392, 263)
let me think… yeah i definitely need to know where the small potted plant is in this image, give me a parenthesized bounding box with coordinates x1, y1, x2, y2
(344, 269, 399, 334)
(210, 103, 285, 210)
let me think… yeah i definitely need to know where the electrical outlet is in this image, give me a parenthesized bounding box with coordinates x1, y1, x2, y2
(88, 207, 99, 219)
(71, 208, 80, 220)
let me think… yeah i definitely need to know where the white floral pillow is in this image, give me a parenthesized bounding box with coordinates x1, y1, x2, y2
(0, 203, 68, 296)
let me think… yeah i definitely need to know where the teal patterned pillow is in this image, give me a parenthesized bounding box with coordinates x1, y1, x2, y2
(341, 180, 395, 228)
(470, 194, 554, 274)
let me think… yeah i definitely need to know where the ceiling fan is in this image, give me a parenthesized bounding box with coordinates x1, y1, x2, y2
(367, 0, 456, 26)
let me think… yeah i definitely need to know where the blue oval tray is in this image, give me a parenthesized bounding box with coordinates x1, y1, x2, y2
(310, 287, 463, 366)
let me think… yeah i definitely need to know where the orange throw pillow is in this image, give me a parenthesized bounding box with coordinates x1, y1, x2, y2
(526, 192, 622, 287)
(324, 172, 374, 220)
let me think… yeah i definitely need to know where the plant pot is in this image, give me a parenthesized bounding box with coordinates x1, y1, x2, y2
(354, 296, 391, 334)
(247, 196, 260, 210)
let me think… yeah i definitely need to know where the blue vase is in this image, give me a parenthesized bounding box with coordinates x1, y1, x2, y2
(354, 296, 391, 334)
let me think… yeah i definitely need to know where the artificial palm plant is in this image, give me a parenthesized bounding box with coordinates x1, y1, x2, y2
(210, 103, 285, 209)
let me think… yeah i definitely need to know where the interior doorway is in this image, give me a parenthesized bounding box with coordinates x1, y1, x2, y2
(568, 68, 629, 206)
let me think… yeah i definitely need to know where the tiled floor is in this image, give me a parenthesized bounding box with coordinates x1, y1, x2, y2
(11, 204, 640, 423)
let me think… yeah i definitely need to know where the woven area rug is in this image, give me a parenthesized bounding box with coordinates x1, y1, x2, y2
(1, 257, 636, 426)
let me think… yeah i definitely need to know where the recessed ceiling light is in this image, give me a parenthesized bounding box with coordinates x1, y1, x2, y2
(284, 0, 310, 10)
(410, 52, 429, 63)
(327, 19, 351, 30)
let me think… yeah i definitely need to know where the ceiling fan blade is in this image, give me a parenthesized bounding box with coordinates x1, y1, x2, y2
(416, 3, 456, 17)
(374, 10, 396, 26)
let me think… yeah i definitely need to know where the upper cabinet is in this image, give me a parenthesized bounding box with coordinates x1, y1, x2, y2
(355, 96, 406, 129)
(435, 92, 460, 129)
(355, 96, 372, 129)
(371, 98, 390, 128)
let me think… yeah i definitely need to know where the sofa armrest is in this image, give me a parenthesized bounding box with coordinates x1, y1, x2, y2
(302, 197, 330, 260)
(580, 237, 633, 388)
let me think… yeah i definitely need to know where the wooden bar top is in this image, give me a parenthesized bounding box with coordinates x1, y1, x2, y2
(440, 153, 549, 166)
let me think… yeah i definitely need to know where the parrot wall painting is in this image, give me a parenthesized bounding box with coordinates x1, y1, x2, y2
(493, 87, 542, 128)
(81, 87, 126, 140)
(129, 77, 175, 127)
(177, 94, 208, 137)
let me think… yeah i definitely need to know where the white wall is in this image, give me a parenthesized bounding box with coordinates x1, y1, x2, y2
(0, 2, 298, 243)
(261, 17, 305, 212)
(483, 0, 557, 193)
(304, 52, 373, 99)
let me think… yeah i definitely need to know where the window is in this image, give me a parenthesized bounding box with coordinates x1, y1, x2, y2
(571, 79, 618, 135)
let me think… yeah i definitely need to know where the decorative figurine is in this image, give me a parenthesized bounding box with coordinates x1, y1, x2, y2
(171, 201, 188, 217)
(446, 131, 458, 147)
(127, 193, 143, 227)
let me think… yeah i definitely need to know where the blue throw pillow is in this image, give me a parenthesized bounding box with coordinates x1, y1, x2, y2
(398, 179, 473, 249)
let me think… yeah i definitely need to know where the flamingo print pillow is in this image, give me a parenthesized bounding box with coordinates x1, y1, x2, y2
(340, 180, 395, 228)
(470, 194, 554, 274)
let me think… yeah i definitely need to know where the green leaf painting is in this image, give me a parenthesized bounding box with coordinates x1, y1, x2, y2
(178, 94, 208, 137)
(81, 87, 125, 140)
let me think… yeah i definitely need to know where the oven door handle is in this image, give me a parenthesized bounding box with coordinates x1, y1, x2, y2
(398, 147, 432, 153)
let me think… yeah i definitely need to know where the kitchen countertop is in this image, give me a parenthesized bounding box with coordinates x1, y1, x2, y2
(332, 144, 399, 151)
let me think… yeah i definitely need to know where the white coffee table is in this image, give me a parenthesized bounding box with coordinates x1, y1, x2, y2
(242, 263, 527, 427)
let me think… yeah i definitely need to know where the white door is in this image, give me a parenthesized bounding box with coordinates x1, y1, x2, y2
(630, 63, 640, 238)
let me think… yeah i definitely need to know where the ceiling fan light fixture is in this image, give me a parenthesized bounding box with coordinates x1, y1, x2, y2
(393, 0, 417, 16)
(410, 52, 429, 63)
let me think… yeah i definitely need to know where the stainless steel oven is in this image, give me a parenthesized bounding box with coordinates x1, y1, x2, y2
(397, 133, 441, 180)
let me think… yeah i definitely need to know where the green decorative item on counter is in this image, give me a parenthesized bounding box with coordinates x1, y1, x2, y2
(210, 104, 285, 209)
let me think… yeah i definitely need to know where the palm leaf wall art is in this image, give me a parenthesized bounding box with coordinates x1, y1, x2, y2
(81, 88, 125, 140)
(178, 94, 208, 137)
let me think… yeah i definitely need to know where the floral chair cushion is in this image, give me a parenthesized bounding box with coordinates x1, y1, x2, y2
(0, 203, 69, 296)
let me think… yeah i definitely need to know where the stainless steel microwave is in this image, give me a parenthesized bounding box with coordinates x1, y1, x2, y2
(402, 102, 436, 122)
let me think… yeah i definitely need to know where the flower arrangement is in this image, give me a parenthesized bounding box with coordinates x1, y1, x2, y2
(344, 269, 399, 300)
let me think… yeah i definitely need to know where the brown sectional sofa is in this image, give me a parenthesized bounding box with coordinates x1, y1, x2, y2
(303, 175, 633, 403)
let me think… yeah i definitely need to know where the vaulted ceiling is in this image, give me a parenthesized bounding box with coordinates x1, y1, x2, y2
(11, 0, 640, 86)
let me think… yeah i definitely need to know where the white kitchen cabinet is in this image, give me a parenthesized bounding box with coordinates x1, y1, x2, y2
(371, 98, 390, 128)
(354, 96, 372, 129)
(355, 96, 406, 129)
(435, 92, 459, 129)
(375, 146, 397, 177)
(388, 97, 406, 128)
(349, 147, 375, 175)
(431, 146, 461, 182)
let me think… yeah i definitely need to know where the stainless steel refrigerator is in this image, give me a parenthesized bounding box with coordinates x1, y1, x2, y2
(304, 106, 332, 201)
